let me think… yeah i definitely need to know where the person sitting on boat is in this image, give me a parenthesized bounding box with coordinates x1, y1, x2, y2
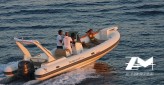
(56, 30, 64, 49)
(70, 33, 76, 45)
(86, 29, 100, 45)
(63, 32, 73, 54)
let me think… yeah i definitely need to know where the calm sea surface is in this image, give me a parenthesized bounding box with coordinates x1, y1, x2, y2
(0, 0, 164, 85)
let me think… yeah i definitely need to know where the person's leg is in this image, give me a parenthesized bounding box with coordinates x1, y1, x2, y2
(82, 42, 91, 48)
(65, 48, 72, 54)
(91, 38, 100, 45)
(93, 38, 100, 45)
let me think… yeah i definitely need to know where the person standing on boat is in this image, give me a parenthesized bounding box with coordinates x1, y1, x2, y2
(56, 30, 64, 49)
(86, 29, 100, 45)
(63, 32, 73, 54)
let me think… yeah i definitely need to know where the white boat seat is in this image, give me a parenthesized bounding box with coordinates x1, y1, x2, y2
(30, 58, 47, 62)
(30, 58, 47, 67)
(72, 42, 83, 55)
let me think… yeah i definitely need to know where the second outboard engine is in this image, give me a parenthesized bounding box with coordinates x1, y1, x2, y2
(17, 61, 35, 80)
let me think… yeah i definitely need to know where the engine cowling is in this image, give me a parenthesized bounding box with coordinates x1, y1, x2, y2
(17, 61, 35, 80)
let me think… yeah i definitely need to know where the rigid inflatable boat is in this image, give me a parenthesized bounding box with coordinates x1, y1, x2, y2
(3, 26, 120, 81)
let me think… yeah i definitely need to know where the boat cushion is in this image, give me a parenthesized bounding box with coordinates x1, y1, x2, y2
(54, 49, 71, 58)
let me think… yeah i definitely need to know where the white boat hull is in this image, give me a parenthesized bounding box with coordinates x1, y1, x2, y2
(3, 26, 120, 81)
(36, 39, 119, 80)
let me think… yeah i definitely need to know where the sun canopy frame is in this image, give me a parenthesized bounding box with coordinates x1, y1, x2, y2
(14, 37, 56, 62)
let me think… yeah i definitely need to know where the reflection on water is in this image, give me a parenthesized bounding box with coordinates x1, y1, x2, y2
(77, 62, 117, 85)
(94, 62, 111, 73)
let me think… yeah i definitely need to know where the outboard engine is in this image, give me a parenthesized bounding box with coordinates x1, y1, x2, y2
(17, 61, 35, 80)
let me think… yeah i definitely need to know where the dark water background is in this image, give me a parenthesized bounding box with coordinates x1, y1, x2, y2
(0, 0, 164, 85)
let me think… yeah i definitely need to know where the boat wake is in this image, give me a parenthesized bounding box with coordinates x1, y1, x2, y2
(0, 62, 100, 85)
(38, 63, 99, 85)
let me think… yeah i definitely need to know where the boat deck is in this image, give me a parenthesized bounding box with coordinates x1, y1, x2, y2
(54, 40, 105, 59)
